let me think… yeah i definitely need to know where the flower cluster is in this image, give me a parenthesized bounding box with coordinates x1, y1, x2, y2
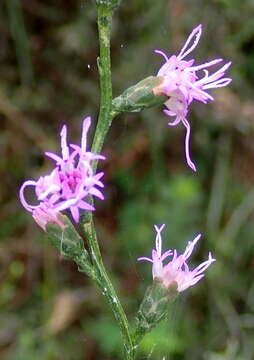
(138, 225, 215, 292)
(154, 24, 232, 171)
(19, 117, 105, 229)
(19, 25, 222, 298)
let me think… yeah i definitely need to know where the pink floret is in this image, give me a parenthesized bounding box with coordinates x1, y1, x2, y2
(138, 224, 216, 292)
(19, 117, 105, 227)
(154, 25, 232, 171)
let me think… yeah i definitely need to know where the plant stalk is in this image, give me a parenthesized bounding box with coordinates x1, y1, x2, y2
(83, 217, 134, 359)
(83, 5, 135, 359)
(91, 5, 114, 171)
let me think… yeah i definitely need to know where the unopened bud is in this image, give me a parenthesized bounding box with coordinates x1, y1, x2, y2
(133, 280, 178, 344)
(46, 215, 93, 276)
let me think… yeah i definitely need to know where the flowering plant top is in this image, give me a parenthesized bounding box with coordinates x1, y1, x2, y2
(138, 225, 216, 292)
(154, 24, 232, 171)
(19, 117, 105, 228)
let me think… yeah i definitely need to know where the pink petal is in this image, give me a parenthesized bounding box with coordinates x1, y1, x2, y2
(45, 152, 63, 164)
(70, 206, 80, 223)
(60, 125, 69, 161)
(81, 117, 91, 154)
(89, 187, 104, 200)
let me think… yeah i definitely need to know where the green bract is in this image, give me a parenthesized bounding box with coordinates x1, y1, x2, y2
(46, 215, 94, 277)
(133, 280, 178, 344)
(112, 76, 167, 114)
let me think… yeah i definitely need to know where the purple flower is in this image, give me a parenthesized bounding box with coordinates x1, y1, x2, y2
(153, 24, 232, 171)
(20, 117, 105, 226)
(138, 225, 215, 292)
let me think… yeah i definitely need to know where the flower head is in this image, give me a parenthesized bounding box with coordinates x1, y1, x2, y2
(20, 117, 105, 226)
(138, 225, 215, 292)
(154, 25, 232, 171)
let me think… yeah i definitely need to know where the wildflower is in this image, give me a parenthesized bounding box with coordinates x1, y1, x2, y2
(19, 117, 105, 225)
(138, 225, 215, 292)
(154, 24, 232, 171)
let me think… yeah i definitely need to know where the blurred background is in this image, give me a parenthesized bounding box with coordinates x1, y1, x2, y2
(1, 0, 254, 359)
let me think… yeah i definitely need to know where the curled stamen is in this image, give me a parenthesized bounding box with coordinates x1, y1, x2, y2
(181, 117, 196, 172)
(167, 116, 182, 127)
(19, 180, 39, 212)
(178, 24, 202, 60)
(154, 224, 165, 256)
(154, 49, 169, 62)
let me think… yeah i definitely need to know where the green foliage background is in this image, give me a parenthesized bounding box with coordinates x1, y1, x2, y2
(1, 0, 254, 359)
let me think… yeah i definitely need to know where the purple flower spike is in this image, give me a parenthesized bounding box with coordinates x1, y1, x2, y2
(154, 24, 232, 171)
(19, 117, 105, 226)
(138, 225, 215, 292)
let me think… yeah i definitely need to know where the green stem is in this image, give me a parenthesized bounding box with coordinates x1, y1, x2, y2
(82, 5, 134, 359)
(83, 216, 134, 360)
(91, 5, 114, 172)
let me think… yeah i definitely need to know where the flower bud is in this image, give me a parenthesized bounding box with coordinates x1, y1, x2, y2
(46, 215, 93, 276)
(112, 76, 167, 114)
(133, 280, 178, 344)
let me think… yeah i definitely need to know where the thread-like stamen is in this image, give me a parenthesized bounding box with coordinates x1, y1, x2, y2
(181, 117, 196, 172)
(178, 24, 202, 60)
